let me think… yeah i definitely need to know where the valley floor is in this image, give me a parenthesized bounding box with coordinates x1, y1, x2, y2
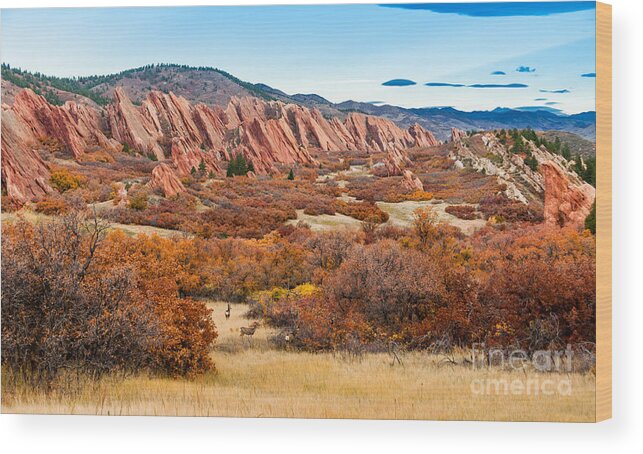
(2, 302, 596, 421)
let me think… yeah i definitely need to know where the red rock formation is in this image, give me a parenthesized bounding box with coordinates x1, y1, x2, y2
(149, 162, 186, 198)
(1, 88, 121, 203)
(408, 123, 439, 148)
(108, 90, 438, 175)
(7, 89, 117, 159)
(343, 113, 419, 152)
(541, 161, 595, 230)
(451, 127, 465, 143)
(1, 105, 52, 203)
(402, 169, 424, 192)
(384, 149, 412, 176)
(170, 138, 222, 177)
(107, 88, 167, 160)
(2, 87, 441, 203)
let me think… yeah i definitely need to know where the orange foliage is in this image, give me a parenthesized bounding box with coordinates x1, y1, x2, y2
(49, 168, 85, 193)
(98, 232, 218, 376)
(445, 204, 478, 220)
(1, 215, 217, 385)
(334, 200, 389, 223)
(34, 195, 69, 215)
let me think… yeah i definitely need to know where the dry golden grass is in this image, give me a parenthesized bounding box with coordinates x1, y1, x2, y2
(1, 209, 184, 239)
(1, 302, 595, 421)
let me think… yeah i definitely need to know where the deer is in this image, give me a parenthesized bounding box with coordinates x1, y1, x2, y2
(240, 321, 260, 339)
(225, 303, 231, 320)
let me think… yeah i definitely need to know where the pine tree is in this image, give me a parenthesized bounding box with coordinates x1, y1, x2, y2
(525, 155, 538, 171)
(562, 143, 572, 160)
(227, 153, 249, 177)
(511, 136, 524, 154)
(226, 158, 235, 177)
(238, 153, 248, 174)
(287, 169, 295, 180)
(583, 156, 596, 187)
(554, 137, 562, 154)
(585, 201, 596, 234)
(198, 158, 206, 174)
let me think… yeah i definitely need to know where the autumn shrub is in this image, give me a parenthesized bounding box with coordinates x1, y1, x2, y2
(306, 231, 355, 272)
(420, 169, 500, 203)
(77, 150, 115, 164)
(334, 200, 389, 223)
(39, 136, 65, 153)
(347, 176, 401, 202)
(373, 224, 411, 242)
(184, 178, 343, 238)
(128, 187, 149, 211)
(104, 193, 198, 231)
(297, 167, 319, 181)
(251, 207, 597, 354)
(347, 176, 437, 204)
(50, 168, 85, 193)
(188, 235, 313, 302)
(247, 284, 320, 324)
(192, 202, 295, 239)
(445, 204, 479, 220)
(34, 195, 69, 215)
(472, 226, 596, 350)
(383, 190, 434, 203)
(105, 232, 217, 376)
(478, 194, 543, 223)
(70, 179, 113, 204)
(302, 199, 335, 216)
(259, 240, 449, 351)
(1, 195, 22, 212)
(1, 214, 217, 387)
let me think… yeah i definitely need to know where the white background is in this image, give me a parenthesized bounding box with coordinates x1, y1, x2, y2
(0, 0, 641, 452)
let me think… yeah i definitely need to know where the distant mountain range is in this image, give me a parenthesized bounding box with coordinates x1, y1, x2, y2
(330, 102, 595, 141)
(1, 63, 596, 141)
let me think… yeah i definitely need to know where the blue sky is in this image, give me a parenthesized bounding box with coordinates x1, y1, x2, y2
(0, 3, 596, 113)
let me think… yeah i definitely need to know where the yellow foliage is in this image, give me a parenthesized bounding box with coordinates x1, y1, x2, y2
(292, 283, 320, 297)
(50, 168, 85, 193)
(383, 190, 434, 202)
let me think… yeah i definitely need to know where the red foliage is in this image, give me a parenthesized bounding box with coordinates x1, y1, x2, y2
(478, 194, 543, 223)
(445, 204, 478, 220)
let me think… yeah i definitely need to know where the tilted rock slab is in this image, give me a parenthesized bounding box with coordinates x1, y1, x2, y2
(541, 161, 595, 230)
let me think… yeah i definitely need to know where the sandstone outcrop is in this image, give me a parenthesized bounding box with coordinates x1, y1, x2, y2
(449, 130, 554, 204)
(384, 149, 412, 176)
(149, 162, 186, 198)
(3, 87, 441, 203)
(7, 89, 117, 159)
(409, 123, 440, 148)
(541, 161, 595, 230)
(170, 138, 221, 177)
(1, 89, 122, 202)
(107, 88, 167, 160)
(451, 127, 466, 143)
(448, 129, 595, 229)
(108, 89, 439, 175)
(402, 169, 424, 192)
(1, 105, 52, 203)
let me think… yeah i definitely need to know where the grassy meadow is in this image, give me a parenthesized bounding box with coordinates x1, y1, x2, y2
(2, 302, 595, 421)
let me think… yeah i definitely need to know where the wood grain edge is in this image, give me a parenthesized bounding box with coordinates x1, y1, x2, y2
(595, 1, 612, 423)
